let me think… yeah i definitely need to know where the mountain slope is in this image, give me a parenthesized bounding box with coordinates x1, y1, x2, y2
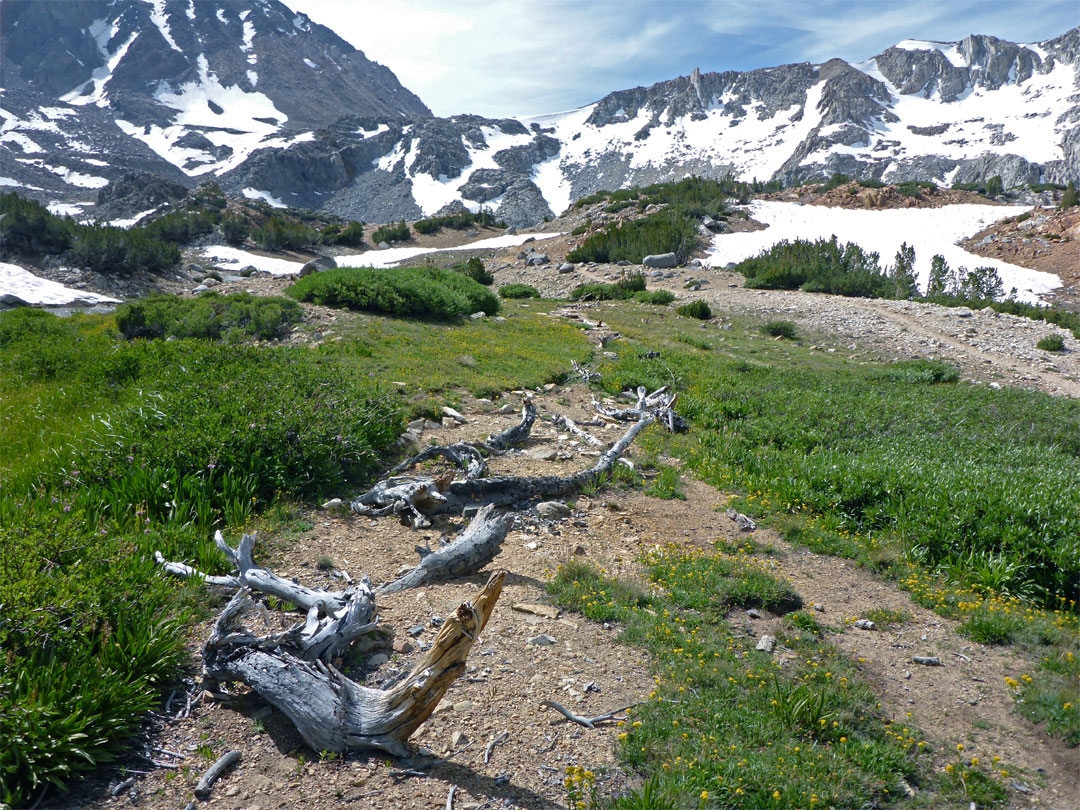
(1, 7, 1076, 226)
(0, 0, 429, 213)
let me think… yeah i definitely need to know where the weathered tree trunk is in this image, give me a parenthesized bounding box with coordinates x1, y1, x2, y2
(203, 571, 505, 757)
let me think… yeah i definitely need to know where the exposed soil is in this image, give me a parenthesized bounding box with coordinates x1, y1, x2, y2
(764, 182, 995, 210)
(58, 385, 1076, 810)
(960, 207, 1080, 308)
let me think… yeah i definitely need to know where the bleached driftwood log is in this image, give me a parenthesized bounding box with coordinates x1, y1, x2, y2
(203, 571, 505, 757)
(483, 395, 537, 452)
(554, 414, 605, 447)
(157, 507, 513, 755)
(350, 391, 678, 524)
(593, 385, 688, 432)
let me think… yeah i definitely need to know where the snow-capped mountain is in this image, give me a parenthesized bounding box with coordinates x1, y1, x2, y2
(1, 3, 1076, 227)
(0, 0, 428, 214)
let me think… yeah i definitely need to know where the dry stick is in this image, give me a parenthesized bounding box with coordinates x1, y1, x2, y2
(193, 750, 242, 799)
(540, 699, 641, 729)
(484, 731, 509, 764)
(446, 784, 457, 810)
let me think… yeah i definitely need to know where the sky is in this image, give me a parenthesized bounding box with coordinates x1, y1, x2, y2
(282, 0, 1077, 118)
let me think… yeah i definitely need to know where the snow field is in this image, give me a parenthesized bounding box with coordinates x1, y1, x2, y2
(705, 202, 1060, 303)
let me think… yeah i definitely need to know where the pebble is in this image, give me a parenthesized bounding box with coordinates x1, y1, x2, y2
(528, 634, 557, 646)
(853, 619, 876, 630)
(535, 501, 571, 519)
(367, 653, 389, 667)
(755, 634, 776, 653)
(913, 656, 942, 666)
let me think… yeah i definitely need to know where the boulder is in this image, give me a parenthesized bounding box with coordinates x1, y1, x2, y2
(299, 256, 335, 277)
(557, 262, 574, 273)
(526, 253, 550, 266)
(643, 252, 678, 269)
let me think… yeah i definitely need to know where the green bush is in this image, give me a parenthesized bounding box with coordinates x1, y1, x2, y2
(1037, 334, 1066, 352)
(0, 191, 75, 254)
(633, 290, 675, 305)
(141, 209, 217, 244)
(499, 283, 541, 299)
(413, 210, 502, 235)
(286, 266, 499, 320)
(454, 256, 493, 285)
(676, 300, 712, 319)
(570, 222, 590, 236)
(370, 221, 411, 244)
(736, 236, 896, 298)
(570, 274, 647, 301)
(321, 220, 365, 247)
(857, 179, 886, 189)
(220, 213, 250, 245)
(761, 320, 797, 339)
(115, 292, 302, 341)
(252, 216, 318, 251)
(1061, 181, 1079, 209)
(566, 209, 697, 264)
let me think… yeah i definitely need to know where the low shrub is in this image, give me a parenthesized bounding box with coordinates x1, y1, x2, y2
(286, 266, 499, 320)
(570, 274, 647, 301)
(454, 256, 493, 285)
(412, 210, 502, 235)
(321, 220, 365, 247)
(676, 300, 712, 319)
(736, 236, 895, 298)
(1038, 334, 1066, 352)
(252, 216, 318, 251)
(566, 209, 697, 264)
(115, 292, 301, 341)
(633, 290, 676, 305)
(370, 221, 411, 244)
(761, 320, 797, 339)
(857, 178, 886, 189)
(499, 283, 541, 299)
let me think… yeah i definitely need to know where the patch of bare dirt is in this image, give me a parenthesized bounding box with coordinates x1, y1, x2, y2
(764, 182, 994, 210)
(960, 207, 1080, 308)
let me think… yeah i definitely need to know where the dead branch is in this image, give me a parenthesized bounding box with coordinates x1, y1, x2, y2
(375, 504, 512, 594)
(554, 415, 605, 447)
(387, 443, 489, 480)
(204, 572, 505, 757)
(484, 731, 509, 764)
(539, 699, 640, 728)
(593, 385, 687, 432)
(194, 750, 241, 799)
(484, 396, 537, 451)
(570, 360, 600, 384)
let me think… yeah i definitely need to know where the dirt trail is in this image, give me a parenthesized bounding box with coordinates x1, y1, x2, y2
(69, 387, 1078, 810)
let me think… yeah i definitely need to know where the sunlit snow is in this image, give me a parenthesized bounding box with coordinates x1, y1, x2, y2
(0, 262, 119, 306)
(705, 202, 1059, 303)
(242, 187, 287, 207)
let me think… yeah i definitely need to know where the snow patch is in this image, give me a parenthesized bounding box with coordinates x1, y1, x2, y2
(0, 262, 120, 306)
(46, 202, 89, 216)
(705, 201, 1058, 303)
(242, 187, 287, 208)
(198, 246, 305, 276)
(109, 207, 158, 228)
(0, 177, 44, 191)
(303, 58, 319, 69)
(894, 39, 968, 68)
(358, 123, 389, 139)
(142, 0, 182, 52)
(355, 232, 562, 268)
(62, 22, 139, 107)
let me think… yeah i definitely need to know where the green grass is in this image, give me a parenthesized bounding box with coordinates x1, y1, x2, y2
(571, 273, 647, 301)
(0, 308, 405, 805)
(549, 549, 1008, 809)
(498, 282, 541, 299)
(115, 292, 301, 340)
(645, 465, 685, 500)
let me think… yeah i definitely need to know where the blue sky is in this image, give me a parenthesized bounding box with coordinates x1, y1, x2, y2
(284, 0, 1078, 118)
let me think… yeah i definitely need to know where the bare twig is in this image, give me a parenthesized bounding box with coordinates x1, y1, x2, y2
(446, 784, 457, 810)
(194, 750, 242, 799)
(484, 731, 509, 764)
(540, 699, 641, 728)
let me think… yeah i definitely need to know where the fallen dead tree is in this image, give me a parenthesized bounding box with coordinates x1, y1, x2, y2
(351, 388, 680, 526)
(157, 505, 512, 755)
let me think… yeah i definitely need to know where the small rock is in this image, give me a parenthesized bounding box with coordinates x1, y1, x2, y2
(528, 634, 557, 646)
(392, 638, 413, 654)
(535, 501, 571, 519)
(451, 730, 469, 748)
(201, 277, 220, 287)
(408, 625, 425, 637)
(813, 604, 825, 613)
(583, 681, 601, 693)
(913, 656, 942, 666)
(572, 544, 587, 556)
(526, 447, 559, 461)
(746, 608, 762, 619)
(321, 498, 342, 509)
(378, 241, 390, 250)
(423, 419, 442, 430)
(408, 418, 426, 431)
(756, 634, 776, 653)
(453, 701, 473, 713)
(367, 653, 389, 667)
(498, 403, 516, 415)
(853, 619, 876, 630)
(441, 417, 458, 429)
(430, 616, 445, 627)
(441, 405, 467, 423)
(557, 262, 574, 273)
(902, 670, 912, 680)
(513, 603, 560, 619)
